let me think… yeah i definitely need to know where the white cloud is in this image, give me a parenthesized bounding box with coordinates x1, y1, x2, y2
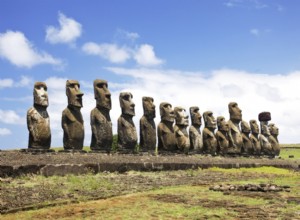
(0, 76, 33, 89)
(0, 109, 24, 124)
(134, 44, 164, 66)
(0, 31, 62, 68)
(106, 67, 300, 144)
(0, 78, 13, 89)
(116, 29, 140, 41)
(250, 28, 260, 36)
(45, 12, 82, 45)
(82, 42, 163, 66)
(250, 28, 271, 37)
(224, 0, 268, 9)
(82, 42, 131, 63)
(0, 128, 11, 136)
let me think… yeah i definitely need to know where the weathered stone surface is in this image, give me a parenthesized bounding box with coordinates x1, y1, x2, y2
(139, 97, 156, 152)
(241, 120, 253, 155)
(118, 92, 137, 151)
(189, 106, 203, 152)
(27, 82, 51, 150)
(259, 112, 273, 156)
(62, 80, 84, 150)
(216, 116, 230, 155)
(174, 107, 190, 153)
(269, 123, 280, 156)
(157, 102, 177, 151)
(202, 111, 217, 155)
(228, 102, 243, 154)
(249, 119, 261, 155)
(90, 79, 113, 152)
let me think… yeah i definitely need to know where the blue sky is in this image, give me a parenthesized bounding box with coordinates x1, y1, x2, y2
(0, 0, 299, 149)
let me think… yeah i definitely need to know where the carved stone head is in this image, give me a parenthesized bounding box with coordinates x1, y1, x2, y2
(174, 107, 189, 126)
(66, 80, 83, 108)
(33, 82, 48, 107)
(203, 111, 216, 129)
(249, 119, 259, 134)
(241, 120, 251, 133)
(160, 102, 175, 123)
(269, 123, 279, 136)
(217, 116, 229, 131)
(258, 112, 271, 136)
(190, 106, 202, 126)
(228, 102, 242, 122)
(120, 92, 135, 116)
(94, 79, 111, 110)
(142, 96, 155, 119)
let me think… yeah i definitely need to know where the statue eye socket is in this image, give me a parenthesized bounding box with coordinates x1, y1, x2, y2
(123, 95, 130, 101)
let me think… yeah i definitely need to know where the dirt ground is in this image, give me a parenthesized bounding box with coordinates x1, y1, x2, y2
(1, 150, 300, 219)
(1, 167, 300, 219)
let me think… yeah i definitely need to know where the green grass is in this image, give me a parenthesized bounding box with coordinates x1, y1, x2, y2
(2, 167, 300, 220)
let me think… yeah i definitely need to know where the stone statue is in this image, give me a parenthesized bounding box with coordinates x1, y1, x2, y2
(189, 106, 203, 152)
(117, 92, 137, 152)
(157, 102, 177, 152)
(215, 116, 229, 155)
(249, 119, 261, 155)
(202, 111, 218, 155)
(228, 102, 243, 154)
(258, 112, 273, 156)
(139, 96, 156, 152)
(62, 80, 84, 150)
(241, 120, 253, 155)
(27, 82, 51, 150)
(90, 79, 113, 152)
(268, 123, 280, 156)
(174, 107, 190, 153)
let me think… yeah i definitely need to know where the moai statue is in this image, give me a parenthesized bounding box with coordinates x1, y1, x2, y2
(228, 102, 243, 154)
(215, 116, 230, 155)
(62, 80, 84, 151)
(258, 112, 273, 156)
(139, 97, 156, 152)
(189, 106, 203, 153)
(202, 111, 218, 155)
(249, 119, 261, 155)
(157, 102, 177, 152)
(241, 120, 253, 155)
(268, 123, 280, 156)
(90, 79, 113, 152)
(27, 82, 51, 150)
(117, 92, 137, 152)
(174, 107, 190, 153)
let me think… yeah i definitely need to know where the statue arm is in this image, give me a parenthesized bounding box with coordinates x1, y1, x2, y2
(90, 111, 99, 144)
(27, 109, 37, 142)
(62, 111, 70, 140)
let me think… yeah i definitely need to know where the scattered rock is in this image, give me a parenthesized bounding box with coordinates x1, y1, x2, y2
(210, 183, 290, 193)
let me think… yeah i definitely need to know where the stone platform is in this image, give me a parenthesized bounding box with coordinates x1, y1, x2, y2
(0, 150, 299, 177)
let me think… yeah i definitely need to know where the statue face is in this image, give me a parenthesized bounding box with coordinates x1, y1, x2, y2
(94, 79, 111, 110)
(34, 82, 48, 107)
(217, 116, 228, 132)
(241, 120, 251, 133)
(66, 80, 83, 108)
(250, 119, 259, 134)
(190, 106, 202, 126)
(160, 102, 175, 123)
(120, 92, 135, 116)
(174, 107, 189, 126)
(142, 96, 155, 119)
(203, 111, 216, 129)
(269, 123, 279, 136)
(261, 122, 270, 136)
(229, 102, 242, 121)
